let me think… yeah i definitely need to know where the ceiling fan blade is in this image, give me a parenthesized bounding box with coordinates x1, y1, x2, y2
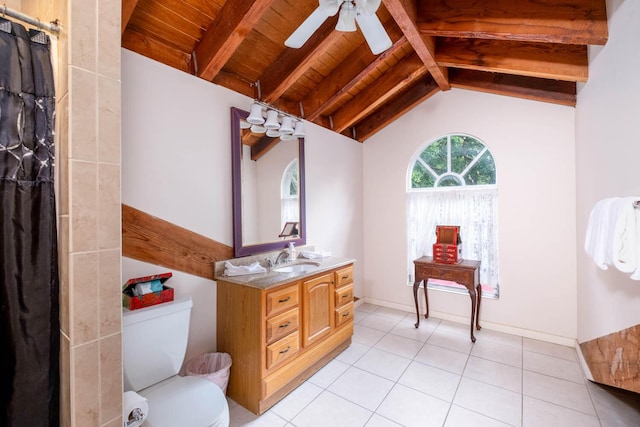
(285, 7, 331, 49)
(355, 13, 392, 55)
(355, 0, 381, 16)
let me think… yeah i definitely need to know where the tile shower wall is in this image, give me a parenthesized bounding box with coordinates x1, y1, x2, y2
(20, 1, 123, 426)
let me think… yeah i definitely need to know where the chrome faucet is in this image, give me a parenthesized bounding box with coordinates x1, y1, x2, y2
(275, 251, 289, 265)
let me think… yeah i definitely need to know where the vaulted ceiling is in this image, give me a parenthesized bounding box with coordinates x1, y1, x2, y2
(121, 0, 608, 142)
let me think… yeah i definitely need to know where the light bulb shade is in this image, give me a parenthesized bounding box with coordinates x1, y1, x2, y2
(264, 109, 280, 129)
(280, 133, 294, 141)
(239, 119, 251, 129)
(266, 128, 281, 137)
(250, 124, 266, 134)
(336, 4, 356, 32)
(292, 120, 306, 138)
(279, 116, 294, 134)
(247, 103, 265, 124)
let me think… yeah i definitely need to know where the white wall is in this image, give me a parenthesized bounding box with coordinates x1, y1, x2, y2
(363, 89, 578, 343)
(576, 0, 640, 342)
(121, 49, 364, 365)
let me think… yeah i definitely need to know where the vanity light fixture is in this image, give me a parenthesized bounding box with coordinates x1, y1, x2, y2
(245, 100, 307, 139)
(264, 109, 280, 130)
(247, 102, 265, 125)
(293, 120, 306, 138)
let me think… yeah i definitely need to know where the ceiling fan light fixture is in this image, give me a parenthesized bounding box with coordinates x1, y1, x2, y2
(336, 3, 356, 32)
(247, 103, 265, 124)
(264, 109, 280, 129)
(319, 0, 343, 16)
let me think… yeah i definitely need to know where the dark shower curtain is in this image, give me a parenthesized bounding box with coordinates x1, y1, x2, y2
(0, 17, 60, 427)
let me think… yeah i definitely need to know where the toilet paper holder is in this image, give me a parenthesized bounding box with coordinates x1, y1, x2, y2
(127, 407, 144, 425)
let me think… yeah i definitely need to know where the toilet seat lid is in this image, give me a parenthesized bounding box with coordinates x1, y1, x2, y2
(139, 375, 228, 426)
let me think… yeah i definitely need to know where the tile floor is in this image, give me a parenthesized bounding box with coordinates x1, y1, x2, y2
(227, 303, 640, 427)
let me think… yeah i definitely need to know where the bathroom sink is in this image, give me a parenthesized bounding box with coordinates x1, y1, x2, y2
(273, 262, 319, 274)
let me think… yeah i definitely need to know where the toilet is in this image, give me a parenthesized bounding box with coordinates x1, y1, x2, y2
(122, 297, 229, 427)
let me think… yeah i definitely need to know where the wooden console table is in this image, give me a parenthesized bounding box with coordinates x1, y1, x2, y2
(413, 256, 481, 342)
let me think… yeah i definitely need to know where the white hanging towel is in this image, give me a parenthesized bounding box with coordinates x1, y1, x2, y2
(584, 197, 640, 280)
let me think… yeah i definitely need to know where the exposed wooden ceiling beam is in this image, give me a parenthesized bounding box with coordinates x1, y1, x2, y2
(331, 54, 428, 133)
(122, 29, 192, 74)
(260, 17, 343, 104)
(449, 69, 576, 106)
(437, 38, 588, 82)
(383, 0, 450, 91)
(303, 30, 409, 121)
(121, 0, 139, 34)
(250, 136, 280, 161)
(195, 0, 276, 82)
(354, 77, 440, 141)
(418, 0, 608, 45)
(212, 70, 254, 99)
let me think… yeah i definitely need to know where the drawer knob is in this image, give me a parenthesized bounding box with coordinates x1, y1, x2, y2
(279, 321, 291, 329)
(278, 296, 291, 303)
(342, 312, 350, 317)
(279, 346, 291, 354)
(341, 275, 349, 280)
(342, 294, 350, 299)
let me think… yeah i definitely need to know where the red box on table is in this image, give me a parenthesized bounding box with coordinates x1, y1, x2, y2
(122, 272, 174, 310)
(433, 226, 462, 264)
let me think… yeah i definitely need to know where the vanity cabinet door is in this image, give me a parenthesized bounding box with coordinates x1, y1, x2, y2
(301, 273, 334, 348)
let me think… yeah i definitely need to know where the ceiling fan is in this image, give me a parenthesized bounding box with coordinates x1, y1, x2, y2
(285, 0, 392, 55)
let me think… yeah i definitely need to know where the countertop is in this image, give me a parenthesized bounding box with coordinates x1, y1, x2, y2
(214, 256, 355, 290)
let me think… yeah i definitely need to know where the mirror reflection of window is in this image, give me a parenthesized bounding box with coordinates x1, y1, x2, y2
(281, 160, 299, 234)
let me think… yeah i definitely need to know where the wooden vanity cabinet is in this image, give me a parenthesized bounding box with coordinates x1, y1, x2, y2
(216, 263, 354, 415)
(302, 273, 333, 348)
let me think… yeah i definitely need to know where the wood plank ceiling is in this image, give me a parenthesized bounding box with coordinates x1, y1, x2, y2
(121, 0, 608, 142)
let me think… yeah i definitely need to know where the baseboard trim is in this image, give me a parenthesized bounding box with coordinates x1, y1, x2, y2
(362, 297, 577, 347)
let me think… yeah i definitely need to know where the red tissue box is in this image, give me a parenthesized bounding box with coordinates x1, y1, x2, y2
(122, 272, 174, 310)
(433, 225, 462, 264)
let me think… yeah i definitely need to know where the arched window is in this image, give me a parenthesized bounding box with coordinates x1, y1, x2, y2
(281, 159, 299, 227)
(407, 134, 499, 298)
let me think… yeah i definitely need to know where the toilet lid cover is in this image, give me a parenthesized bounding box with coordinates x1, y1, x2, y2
(140, 376, 227, 426)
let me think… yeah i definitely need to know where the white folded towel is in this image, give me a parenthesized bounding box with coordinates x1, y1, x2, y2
(223, 261, 267, 276)
(585, 197, 640, 280)
(301, 250, 332, 259)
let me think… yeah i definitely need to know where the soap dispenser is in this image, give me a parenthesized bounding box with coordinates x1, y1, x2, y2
(288, 242, 297, 261)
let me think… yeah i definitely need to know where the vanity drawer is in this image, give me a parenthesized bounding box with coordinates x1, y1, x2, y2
(265, 284, 299, 317)
(334, 283, 353, 308)
(266, 331, 299, 370)
(335, 303, 354, 328)
(265, 308, 299, 344)
(335, 265, 353, 288)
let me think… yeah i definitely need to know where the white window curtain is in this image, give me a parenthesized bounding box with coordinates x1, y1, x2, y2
(407, 188, 499, 291)
(281, 196, 299, 225)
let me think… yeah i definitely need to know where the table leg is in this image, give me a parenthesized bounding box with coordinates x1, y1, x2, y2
(413, 280, 420, 328)
(476, 283, 482, 331)
(468, 287, 477, 343)
(424, 280, 429, 320)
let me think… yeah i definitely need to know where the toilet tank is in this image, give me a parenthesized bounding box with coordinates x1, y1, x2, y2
(122, 297, 193, 391)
